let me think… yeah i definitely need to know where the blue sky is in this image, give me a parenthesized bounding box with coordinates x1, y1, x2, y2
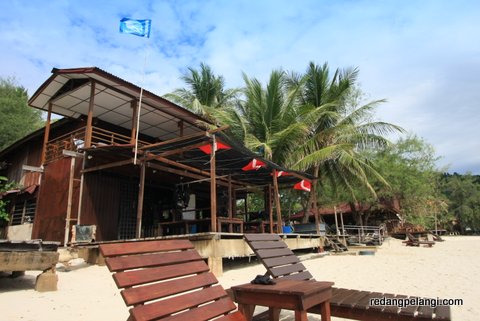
(1, 0, 479, 174)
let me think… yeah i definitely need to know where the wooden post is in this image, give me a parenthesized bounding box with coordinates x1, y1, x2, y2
(272, 169, 282, 234)
(64, 157, 76, 246)
(334, 206, 340, 237)
(228, 176, 233, 232)
(340, 212, 346, 245)
(85, 80, 96, 148)
(267, 185, 274, 234)
(210, 136, 217, 232)
(130, 100, 138, 144)
(40, 102, 53, 164)
(136, 159, 146, 238)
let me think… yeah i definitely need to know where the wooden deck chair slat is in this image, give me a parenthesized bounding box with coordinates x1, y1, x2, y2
(100, 239, 193, 257)
(382, 294, 408, 314)
(121, 272, 218, 306)
(336, 290, 372, 308)
(160, 297, 238, 321)
(215, 311, 249, 321)
(255, 248, 294, 259)
(356, 292, 383, 310)
(106, 249, 202, 271)
(399, 297, 420, 316)
(114, 260, 209, 288)
(248, 240, 287, 250)
(130, 285, 228, 321)
(433, 305, 452, 321)
(269, 262, 309, 277)
(417, 305, 435, 318)
(263, 255, 299, 268)
(279, 270, 313, 280)
(368, 292, 392, 311)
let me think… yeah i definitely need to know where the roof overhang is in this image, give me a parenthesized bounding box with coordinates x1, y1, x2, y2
(28, 67, 208, 141)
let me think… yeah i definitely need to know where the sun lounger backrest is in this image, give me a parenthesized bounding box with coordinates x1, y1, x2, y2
(244, 233, 313, 281)
(100, 239, 245, 321)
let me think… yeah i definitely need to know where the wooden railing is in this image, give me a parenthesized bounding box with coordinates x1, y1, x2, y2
(45, 126, 150, 163)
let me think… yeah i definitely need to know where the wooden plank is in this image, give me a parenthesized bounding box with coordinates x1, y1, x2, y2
(113, 260, 209, 288)
(336, 290, 372, 308)
(331, 288, 362, 306)
(353, 291, 383, 310)
(130, 286, 229, 321)
(106, 249, 202, 272)
(0, 251, 59, 271)
(121, 272, 218, 306)
(417, 305, 435, 318)
(216, 311, 247, 321)
(100, 240, 193, 257)
(263, 255, 300, 268)
(398, 297, 420, 316)
(279, 271, 313, 281)
(433, 305, 451, 320)
(255, 248, 295, 259)
(248, 241, 287, 250)
(382, 294, 407, 314)
(244, 234, 281, 242)
(82, 159, 133, 173)
(270, 262, 308, 277)
(210, 138, 217, 232)
(161, 297, 237, 321)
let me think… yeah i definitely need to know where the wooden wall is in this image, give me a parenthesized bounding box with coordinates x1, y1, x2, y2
(80, 172, 121, 241)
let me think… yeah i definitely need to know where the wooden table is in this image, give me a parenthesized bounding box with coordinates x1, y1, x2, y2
(231, 279, 334, 321)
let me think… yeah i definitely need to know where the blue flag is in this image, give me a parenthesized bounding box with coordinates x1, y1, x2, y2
(119, 18, 152, 38)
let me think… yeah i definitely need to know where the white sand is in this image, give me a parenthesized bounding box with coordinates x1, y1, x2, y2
(0, 236, 477, 321)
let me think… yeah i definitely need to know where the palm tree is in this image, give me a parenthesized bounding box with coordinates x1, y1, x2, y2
(164, 63, 240, 120)
(287, 62, 404, 226)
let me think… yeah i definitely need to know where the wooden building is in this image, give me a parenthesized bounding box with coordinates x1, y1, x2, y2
(1, 67, 314, 247)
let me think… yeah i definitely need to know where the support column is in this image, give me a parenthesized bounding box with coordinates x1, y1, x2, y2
(40, 102, 53, 165)
(130, 99, 138, 144)
(136, 159, 146, 238)
(85, 80, 96, 148)
(272, 169, 282, 234)
(210, 136, 217, 232)
(266, 185, 273, 233)
(64, 157, 76, 246)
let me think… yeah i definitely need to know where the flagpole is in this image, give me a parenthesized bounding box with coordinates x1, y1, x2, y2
(134, 41, 149, 165)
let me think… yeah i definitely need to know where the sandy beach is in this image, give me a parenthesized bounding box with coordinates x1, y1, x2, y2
(0, 236, 477, 321)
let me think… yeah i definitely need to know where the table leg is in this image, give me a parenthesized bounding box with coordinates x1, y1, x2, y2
(238, 304, 255, 321)
(294, 310, 308, 321)
(268, 308, 281, 321)
(320, 301, 331, 321)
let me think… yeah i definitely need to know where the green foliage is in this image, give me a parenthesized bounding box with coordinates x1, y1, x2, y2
(0, 77, 44, 151)
(0, 176, 16, 222)
(440, 173, 480, 232)
(365, 135, 450, 228)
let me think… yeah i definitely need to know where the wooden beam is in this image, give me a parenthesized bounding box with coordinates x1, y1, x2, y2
(145, 141, 207, 159)
(146, 153, 248, 187)
(272, 169, 282, 234)
(84, 80, 96, 148)
(130, 99, 138, 144)
(210, 137, 217, 232)
(22, 165, 44, 173)
(82, 159, 133, 173)
(40, 102, 53, 164)
(140, 125, 228, 150)
(136, 160, 146, 238)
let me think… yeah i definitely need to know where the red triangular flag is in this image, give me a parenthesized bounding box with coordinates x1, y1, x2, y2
(293, 180, 311, 192)
(198, 142, 231, 154)
(242, 158, 266, 171)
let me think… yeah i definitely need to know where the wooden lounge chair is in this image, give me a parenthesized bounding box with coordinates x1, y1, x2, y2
(244, 234, 451, 321)
(403, 232, 435, 247)
(99, 239, 246, 321)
